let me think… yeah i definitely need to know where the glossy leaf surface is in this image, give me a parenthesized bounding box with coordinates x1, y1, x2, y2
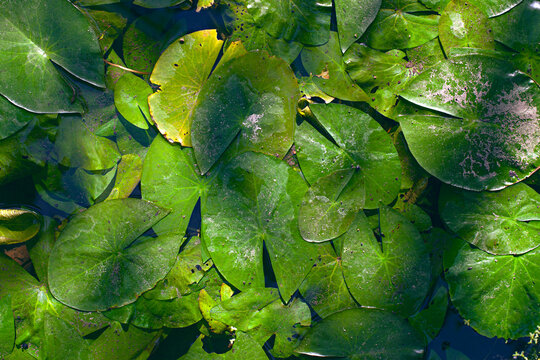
(0, 209, 41, 245)
(440, 183, 540, 255)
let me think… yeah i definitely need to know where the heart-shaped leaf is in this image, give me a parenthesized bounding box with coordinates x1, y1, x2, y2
(148, 30, 223, 146)
(295, 308, 424, 359)
(446, 242, 540, 339)
(247, 0, 332, 46)
(48, 199, 177, 311)
(362, 0, 439, 51)
(0, 0, 103, 113)
(341, 208, 431, 317)
(400, 55, 540, 191)
(191, 51, 298, 174)
(440, 183, 540, 255)
(203, 152, 317, 300)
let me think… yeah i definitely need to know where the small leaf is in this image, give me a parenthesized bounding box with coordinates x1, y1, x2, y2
(114, 73, 152, 129)
(335, 0, 381, 52)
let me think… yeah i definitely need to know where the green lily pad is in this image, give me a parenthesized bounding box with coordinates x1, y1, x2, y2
(247, 0, 332, 46)
(301, 32, 369, 102)
(181, 332, 267, 360)
(191, 51, 298, 174)
(85, 9, 127, 54)
(335, 0, 381, 53)
(295, 308, 425, 359)
(42, 313, 91, 360)
(142, 136, 211, 237)
(298, 243, 357, 319)
(439, 183, 540, 255)
(406, 38, 446, 71)
(295, 103, 401, 241)
(399, 55, 540, 191)
(114, 73, 152, 129)
(0, 295, 14, 356)
(362, 0, 440, 51)
(148, 30, 223, 146)
(439, 0, 495, 53)
(469, 0, 523, 17)
(48, 199, 177, 311)
(54, 116, 121, 171)
(0, 255, 109, 358)
(344, 44, 419, 116)
(341, 208, 431, 317)
(0, 0, 103, 113)
(0, 209, 41, 245)
(446, 243, 540, 339)
(210, 288, 311, 357)
(222, 1, 303, 63)
(203, 152, 317, 301)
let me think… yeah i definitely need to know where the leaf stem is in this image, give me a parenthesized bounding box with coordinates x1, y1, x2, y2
(103, 59, 151, 75)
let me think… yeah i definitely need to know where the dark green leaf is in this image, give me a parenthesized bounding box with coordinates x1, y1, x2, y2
(440, 183, 540, 255)
(400, 55, 540, 191)
(48, 199, 176, 311)
(335, 0, 382, 52)
(191, 52, 298, 174)
(295, 308, 425, 359)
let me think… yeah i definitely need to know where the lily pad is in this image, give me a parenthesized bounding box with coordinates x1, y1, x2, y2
(54, 116, 121, 171)
(335, 0, 382, 53)
(48, 199, 178, 311)
(344, 44, 419, 116)
(446, 242, 540, 339)
(439, 183, 540, 255)
(295, 103, 401, 241)
(469, 0, 524, 17)
(247, 0, 332, 46)
(210, 288, 311, 357)
(362, 0, 440, 51)
(301, 32, 369, 102)
(399, 55, 540, 191)
(191, 51, 298, 174)
(341, 208, 431, 317)
(0, 0, 103, 113)
(0, 255, 109, 358)
(148, 30, 223, 146)
(0, 209, 41, 245)
(142, 136, 211, 237)
(439, 0, 495, 53)
(203, 152, 317, 301)
(222, 1, 303, 63)
(295, 308, 425, 359)
(114, 73, 152, 129)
